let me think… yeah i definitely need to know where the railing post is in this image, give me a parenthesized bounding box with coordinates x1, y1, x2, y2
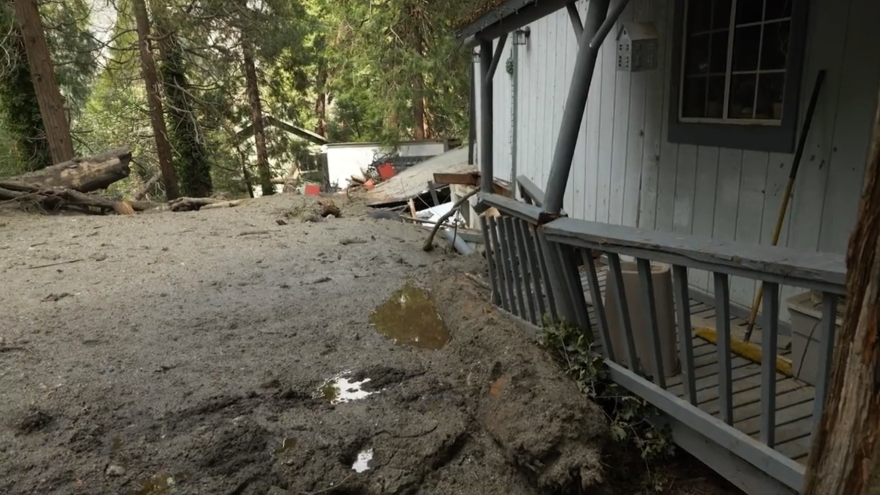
(479, 38, 493, 193)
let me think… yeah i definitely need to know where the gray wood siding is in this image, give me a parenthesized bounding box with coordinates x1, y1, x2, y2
(477, 0, 879, 315)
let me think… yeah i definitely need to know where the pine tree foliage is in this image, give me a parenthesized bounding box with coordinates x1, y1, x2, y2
(1, 0, 478, 193)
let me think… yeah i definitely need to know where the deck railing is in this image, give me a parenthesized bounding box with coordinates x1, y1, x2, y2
(478, 186, 846, 494)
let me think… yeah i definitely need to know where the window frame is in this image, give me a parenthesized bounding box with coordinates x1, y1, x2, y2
(668, 0, 811, 153)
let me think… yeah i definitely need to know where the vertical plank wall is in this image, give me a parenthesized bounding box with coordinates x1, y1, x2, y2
(477, 0, 880, 317)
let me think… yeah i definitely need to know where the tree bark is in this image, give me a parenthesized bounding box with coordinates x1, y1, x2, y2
(152, 6, 212, 198)
(8, 148, 131, 192)
(412, 74, 426, 140)
(131, 0, 180, 200)
(242, 37, 273, 197)
(802, 76, 880, 494)
(133, 172, 161, 200)
(12, 0, 74, 165)
(0, 181, 150, 213)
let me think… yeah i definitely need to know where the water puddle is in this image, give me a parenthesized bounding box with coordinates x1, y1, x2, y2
(317, 371, 375, 404)
(126, 472, 190, 495)
(369, 283, 449, 350)
(273, 437, 297, 456)
(352, 448, 374, 473)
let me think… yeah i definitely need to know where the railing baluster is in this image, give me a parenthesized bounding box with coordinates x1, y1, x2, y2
(812, 292, 839, 434)
(637, 258, 666, 389)
(514, 219, 539, 324)
(497, 218, 519, 315)
(504, 217, 525, 319)
(554, 243, 593, 338)
(583, 249, 614, 362)
(714, 272, 734, 425)
(486, 217, 510, 312)
(671, 265, 697, 405)
(523, 224, 547, 320)
(761, 282, 780, 447)
(479, 216, 501, 305)
(607, 253, 641, 375)
(534, 229, 559, 322)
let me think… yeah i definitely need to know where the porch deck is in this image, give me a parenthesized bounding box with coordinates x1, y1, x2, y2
(580, 268, 816, 465)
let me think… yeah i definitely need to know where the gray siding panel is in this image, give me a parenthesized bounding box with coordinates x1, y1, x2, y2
(478, 0, 873, 311)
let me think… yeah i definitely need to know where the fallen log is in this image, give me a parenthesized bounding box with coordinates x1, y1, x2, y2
(0, 182, 148, 214)
(133, 172, 161, 200)
(7, 148, 132, 193)
(168, 197, 222, 212)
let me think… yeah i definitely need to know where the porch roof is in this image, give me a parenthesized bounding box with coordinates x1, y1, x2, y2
(454, 0, 574, 41)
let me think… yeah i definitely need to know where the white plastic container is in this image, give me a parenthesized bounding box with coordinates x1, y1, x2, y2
(603, 261, 680, 377)
(787, 291, 842, 386)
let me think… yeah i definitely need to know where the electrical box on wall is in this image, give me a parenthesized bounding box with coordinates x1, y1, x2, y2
(617, 22, 659, 72)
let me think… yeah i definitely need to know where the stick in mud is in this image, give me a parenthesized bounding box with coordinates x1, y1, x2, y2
(28, 259, 84, 269)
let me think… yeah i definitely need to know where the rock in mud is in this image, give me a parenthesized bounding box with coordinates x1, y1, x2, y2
(105, 464, 126, 477)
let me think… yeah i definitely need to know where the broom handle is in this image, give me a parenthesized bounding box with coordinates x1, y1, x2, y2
(743, 70, 826, 342)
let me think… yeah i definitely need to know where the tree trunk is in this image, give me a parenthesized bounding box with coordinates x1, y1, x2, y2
(412, 74, 426, 140)
(152, 6, 212, 198)
(315, 73, 328, 138)
(314, 39, 328, 138)
(242, 37, 273, 197)
(12, 0, 74, 165)
(131, 0, 180, 200)
(9, 148, 131, 192)
(802, 76, 880, 494)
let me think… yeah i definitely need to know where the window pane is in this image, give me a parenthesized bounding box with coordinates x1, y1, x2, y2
(736, 0, 764, 25)
(713, 0, 733, 29)
(728, 74, 758, 119)
(707, 76, 726, 118)
(761, 21, 790, 70)
(709, 31, 729, 73)
(682, 77, 708, 118)
(687, 0, 712, 33)
(685, 34, 711, 75)
(732, 26, 761, 71)
(755, 72, 786, 120)
(765, 0, 793, 21)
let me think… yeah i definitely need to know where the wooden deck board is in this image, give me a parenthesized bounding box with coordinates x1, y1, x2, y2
(529, 260, 818, 465)
(578, 281, 817, 466)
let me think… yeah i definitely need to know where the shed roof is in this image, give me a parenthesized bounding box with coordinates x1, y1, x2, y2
(366, 147, 473, 205)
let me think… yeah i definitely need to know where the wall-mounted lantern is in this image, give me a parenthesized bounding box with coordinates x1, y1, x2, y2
(513, 27, 531, 46)
(472, 50, 482, 63)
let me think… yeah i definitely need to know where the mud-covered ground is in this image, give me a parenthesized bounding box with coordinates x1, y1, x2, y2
(0, 194, 741, 495)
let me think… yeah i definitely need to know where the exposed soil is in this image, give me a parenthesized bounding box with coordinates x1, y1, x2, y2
(0, 194, 741, 495)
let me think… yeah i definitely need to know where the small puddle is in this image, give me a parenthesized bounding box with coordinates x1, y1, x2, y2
(352, 448, 374, 473)
(369, 283, 449, 350)
(317, 371, 375, 404)
(273, 437, 297, 456)
(126, 472, 190, 495)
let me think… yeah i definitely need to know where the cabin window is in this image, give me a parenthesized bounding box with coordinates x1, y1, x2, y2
(668, 0, 809, 153)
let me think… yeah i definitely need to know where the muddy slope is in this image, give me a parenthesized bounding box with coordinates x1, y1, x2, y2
(0, 196, 607, 495)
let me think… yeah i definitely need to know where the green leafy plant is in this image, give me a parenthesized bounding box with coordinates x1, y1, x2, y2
(539, 318, 676, 491)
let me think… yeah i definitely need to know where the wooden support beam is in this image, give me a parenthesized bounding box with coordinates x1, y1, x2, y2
(432, 172, 512, 197)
